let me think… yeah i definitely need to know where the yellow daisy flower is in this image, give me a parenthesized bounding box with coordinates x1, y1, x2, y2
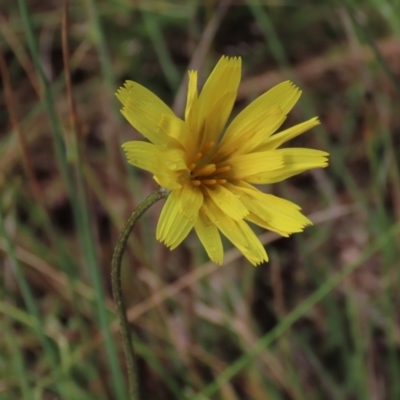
(117, 56, 328, 265)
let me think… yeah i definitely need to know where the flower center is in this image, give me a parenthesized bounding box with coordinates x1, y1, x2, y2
(189, 142, 230, 187)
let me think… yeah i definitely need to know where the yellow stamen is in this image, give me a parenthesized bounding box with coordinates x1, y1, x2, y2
(192, 164, 216, 178)
(193, 152, 203, 163)
(192, 180, 202, 186)
(214, 165, 231, 175)
(201, 179, 217, 185)
(202, 142, 215, 156)
(216, 179, 227, 184)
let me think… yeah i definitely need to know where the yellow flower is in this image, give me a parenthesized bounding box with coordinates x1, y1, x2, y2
(117, 56, 328, 265)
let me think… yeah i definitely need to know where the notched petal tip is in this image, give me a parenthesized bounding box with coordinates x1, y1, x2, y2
(247, 250, 269, 266)
(115, 80, 136, 103)
(215, 54, 242, 70)
(253, 257, 268, 267)
(230, 55, 242, 64)
(123, 80, 135, 90)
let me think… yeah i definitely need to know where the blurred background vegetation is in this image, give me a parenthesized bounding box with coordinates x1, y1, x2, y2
(1, 0, 400, 399)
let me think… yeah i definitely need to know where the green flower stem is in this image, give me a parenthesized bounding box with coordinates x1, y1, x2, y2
(111, 188, 168, 400)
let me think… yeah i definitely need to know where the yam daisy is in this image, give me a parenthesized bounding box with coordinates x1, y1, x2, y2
(117, 56, 328, 265)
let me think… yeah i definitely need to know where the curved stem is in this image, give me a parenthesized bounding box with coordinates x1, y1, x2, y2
(111, 188, 168, 400)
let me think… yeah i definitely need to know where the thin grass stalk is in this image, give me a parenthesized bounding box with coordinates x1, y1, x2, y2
(17, 1, 126, 397)
(38, 315, 185, 399)
(296, 337, 346, 400)
(111, 188, 168, 400)
(246, 0, 289, 69)
(141, 10, 180, 90)
(278, 338, 306, 400)
(345, 285, 370, 400)
(85, 0, 118, 114)
(377, 116, 400, 398)
(0, 50, 42, 201)
(6, 324, 31, 399)
(172, 0, 233, 113)
(191, 220, 400, 399)
(366, 131, 400, 399)
(1, 44, 89, 343)
(61, 1, 128, 398)
(0, 12, 41, 95)
(17, 0, 73, 193)
(0, 301, 37, 328)
(130, 331, 187, 400)
(0, 74, 64, 166)
(84, 0, 144, 220)
(246, 0, 334, 205)
(0, 204, 58, 367)
(343, 0, 400, 97)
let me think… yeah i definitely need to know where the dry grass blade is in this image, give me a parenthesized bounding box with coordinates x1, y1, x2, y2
(0, 50, 42, 200)
(237, 37, 400, 99)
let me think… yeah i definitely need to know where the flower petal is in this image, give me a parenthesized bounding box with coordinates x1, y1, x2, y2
(153, 148, 188, 189)
(204, 199, 268, 266)
(198, 56, 241, 117)
(245, 148, 328, 184)
(216, 106, 285, 160)
(220, 81, 301, 150)
(158, 113, 186, 146)
(117, 81, 182, 147)
(231, 182, 312, 234)
(122, 141, 186, 189)
(185, 70, 198, 120)
(194, 209, 224, 264)
(205, 184, 248, 221)
(226, 151, 283, 180)
(180, 181, 204, 221)
(156, 189, 196, 249)
(200, 91, 237, 150)
(189, 57, 241, 146)
(260, 117, 320, 150)
(122, 141, 164, 175)
(245, 212, 291, 237)
(153, 174, 182, 190)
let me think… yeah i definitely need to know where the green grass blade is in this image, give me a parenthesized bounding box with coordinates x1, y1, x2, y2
(85, 0, 118, 114)
(0, 204, 58, 367)
(5, 327, 31, 400)
(141, 11, 180, 91)
(190, 220, 400, 399)
(17, 1, 127, 398)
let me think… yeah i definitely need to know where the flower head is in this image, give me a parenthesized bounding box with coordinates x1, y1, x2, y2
(117, 56, 328, 265)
